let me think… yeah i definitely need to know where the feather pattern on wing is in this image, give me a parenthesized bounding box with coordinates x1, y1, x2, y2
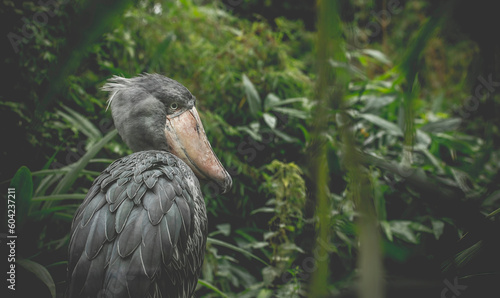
(66, 151, 207, 298)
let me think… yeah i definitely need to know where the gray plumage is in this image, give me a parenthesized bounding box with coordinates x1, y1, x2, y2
(66, 74, 213, 298)
(67, 151, 207, 298)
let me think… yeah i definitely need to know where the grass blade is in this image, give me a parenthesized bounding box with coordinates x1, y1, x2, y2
(52, 129, 118, 195)
(197, 279, 229, 297)
(17, 259, 56, 298)
(242, 74, 261, 117)
(207, 237, 269, 266)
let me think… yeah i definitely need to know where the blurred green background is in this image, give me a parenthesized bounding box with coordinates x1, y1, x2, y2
(1, 0, 500, 297)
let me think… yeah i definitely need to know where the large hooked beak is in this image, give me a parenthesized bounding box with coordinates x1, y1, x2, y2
(164, 106, 232, 194)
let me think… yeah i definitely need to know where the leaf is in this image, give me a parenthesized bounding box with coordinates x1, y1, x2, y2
(262, 266, 280, 286)
(60, 105, 102, 141)
(248, 241, 269, 249)
(242, 74, 261, 116)
(361, 95, 396, 112)
(329, 59, 367, 80)
(380, 221, 393, 241)
(431, 220, 445, 240)
(361, 49, 392, 65)
(52, 129, 118, 195)
(483, 190, 500, 207)
(420, 118, 462, 133)
(17, 259, 56, 298)
(409, 222, 433, 234)
(9, 166, 33, 229)
(263, 113, 277, 129)
(359, 113, 403, 136)
(263, 93, 280, 111)
(197, 280, 228, 298)
(298, 124, 310, 143)
(207, 237, 269, 266)
(250, 207, 276, 215)
(272, 107, 309, 119)
(389, 221, 418, 244)
(264, 94, 307, 111)
(275, 97, 309, 107)
(371, 170, 387, 221)
(216, 224, 231, 236)
(257, 288, 273, 298)
(432, 133, 478, 155)
(271, 128, 298, 143)
(415, 129, 431, 149)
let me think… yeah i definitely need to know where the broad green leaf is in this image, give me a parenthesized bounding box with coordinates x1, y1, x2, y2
(17, 259, 56, 298)
(420, 118, 462, 133)
(431, 220, 445, 240)
(329, 59, 367, 80)
(9, 166, 33, 228)
(432, 133, 478, 155)
(359, 113, 403, 136)
(248, 241, 269, 249)
(236, 125, 262, 142)
(262, 266, 280, 286)
(216, 223, 231, 236)
(263, 113, 277, 129)
(380, 221, 393, 241)
(264, 93, 280, 111)
(242, 74, 261, 117)
(409, 222, 433, 234)
(415, 129, 431, 149)
(361, 95, 396, 112)
(272, 107, 309, 119)
(271, 128, 298, 143)
(361, 49, 392, 65)
(389, 221, 418, 244)
(274, 97, 309, 107)
(264, 94, 307, 111)
(250, 207, 276, 215)
(281, 243, 305, 253)
(263, 231, 278, 240)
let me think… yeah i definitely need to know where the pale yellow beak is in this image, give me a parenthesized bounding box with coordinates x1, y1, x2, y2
(164, 106, 232, 194)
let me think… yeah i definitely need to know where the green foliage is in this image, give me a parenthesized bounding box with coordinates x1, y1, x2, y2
(4, 107, 118, 296)
(256, 161, 306, 284)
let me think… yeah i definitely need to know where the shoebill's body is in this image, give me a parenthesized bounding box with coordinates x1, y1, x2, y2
(66, 74, 232, 298)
